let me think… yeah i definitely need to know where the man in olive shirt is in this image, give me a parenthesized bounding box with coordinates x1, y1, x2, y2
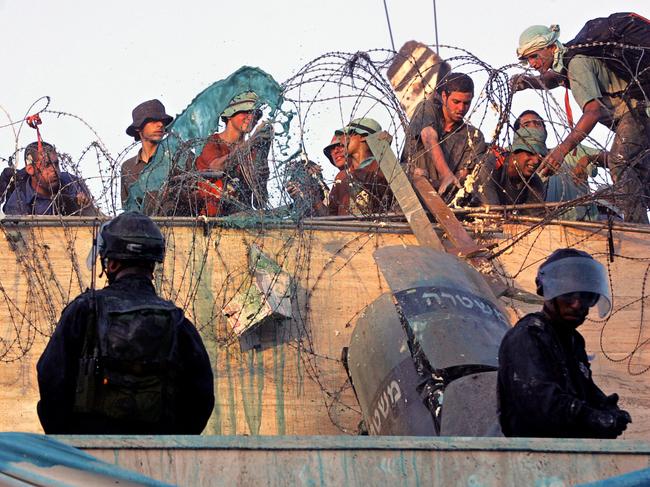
(513, 24, 650, 223)
(401, 72, 486, 204)
(121, 99, 173, 206)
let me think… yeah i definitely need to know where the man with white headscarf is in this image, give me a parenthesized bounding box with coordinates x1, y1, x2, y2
(512, 23, 650, 223)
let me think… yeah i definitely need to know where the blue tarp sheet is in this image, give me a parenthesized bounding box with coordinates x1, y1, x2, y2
(0, 433, 171, 486)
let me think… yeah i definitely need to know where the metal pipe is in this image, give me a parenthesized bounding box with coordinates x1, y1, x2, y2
(432, 0, 440, 54)
(464, 213, 650, 235)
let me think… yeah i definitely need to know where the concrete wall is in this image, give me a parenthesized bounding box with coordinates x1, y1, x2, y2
(63, 436, 650, 486)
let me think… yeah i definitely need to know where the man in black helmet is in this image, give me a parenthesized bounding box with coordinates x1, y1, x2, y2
(497, 248, 631, 438)
(36, 212, 214, 434)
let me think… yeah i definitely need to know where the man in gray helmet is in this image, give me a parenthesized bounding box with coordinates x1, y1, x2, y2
(36, 212, 214, 434)
(497, 248, 631, 438)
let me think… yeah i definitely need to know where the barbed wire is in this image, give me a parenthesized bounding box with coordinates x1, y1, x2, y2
(0, 41, 649, 434)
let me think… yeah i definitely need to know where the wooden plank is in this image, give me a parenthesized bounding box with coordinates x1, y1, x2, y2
(387, 40, 450, 120)
(412, 175, 482, 256)
(365, 131, 444, 251)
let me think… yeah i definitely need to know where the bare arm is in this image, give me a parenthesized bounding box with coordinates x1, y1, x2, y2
(420, 126, 460, 193)
(542, 99, 606, 176)
(511, 71, 564, 92)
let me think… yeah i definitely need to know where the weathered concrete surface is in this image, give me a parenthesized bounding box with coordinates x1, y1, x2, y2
(63, 436, 650, 487)
(0, 217, 649, 439)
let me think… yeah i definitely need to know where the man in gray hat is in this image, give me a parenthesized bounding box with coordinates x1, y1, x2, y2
(121, 99, 173, 206)
(474, 127, 547, 209)
(513, 23, 650, 223)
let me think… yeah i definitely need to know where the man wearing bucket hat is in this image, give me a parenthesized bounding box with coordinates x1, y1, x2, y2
(401, 72, 486, 204)
(328, 118, 393, 216)
(513, 23, 650, 223)
(498, 248, 631, 438)
(474, 127, 547, 209)
(193, 91, 272, 216)
(121, 99, 174, 206)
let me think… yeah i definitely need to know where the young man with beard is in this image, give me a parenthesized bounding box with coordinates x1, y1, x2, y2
(402, 72, 487, 203)
(513, 23, 650, 223)
(4, 141, 96, 216)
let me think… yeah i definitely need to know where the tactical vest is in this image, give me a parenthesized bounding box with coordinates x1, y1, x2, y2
(74, 292, 180, 427)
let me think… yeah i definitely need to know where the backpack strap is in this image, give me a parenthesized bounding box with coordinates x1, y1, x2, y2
(564, 87, 575, 128)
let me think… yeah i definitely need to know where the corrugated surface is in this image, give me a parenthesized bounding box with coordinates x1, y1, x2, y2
(63, 436, 650, 486)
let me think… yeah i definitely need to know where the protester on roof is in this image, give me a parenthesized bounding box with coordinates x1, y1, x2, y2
(3, 141, 97, 216)
(514, 110, 605, 221)
(512, 23, 650, 223)
(121, 99, 174, 205)
(401, 72, 487, 204)
(285, 132, 346, 217)
(498, 248, 631, 438)
(328, 118, 394, 216)
(191, 91, 272, 216)
(473, 127, 547, 210)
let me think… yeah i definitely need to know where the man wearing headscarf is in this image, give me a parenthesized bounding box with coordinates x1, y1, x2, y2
(473, 127, 547, 212)
(512, 23, 650, 223)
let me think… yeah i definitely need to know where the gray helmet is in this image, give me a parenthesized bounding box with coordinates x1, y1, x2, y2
(535, 248, 611, 318)
(98, 212, 165, 263)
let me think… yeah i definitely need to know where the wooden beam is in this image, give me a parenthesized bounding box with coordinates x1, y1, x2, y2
(365, 132, 444, 251)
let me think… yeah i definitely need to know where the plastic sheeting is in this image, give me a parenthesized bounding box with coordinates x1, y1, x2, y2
(0, 433, 170, 486)
(124, 66, 283, 212)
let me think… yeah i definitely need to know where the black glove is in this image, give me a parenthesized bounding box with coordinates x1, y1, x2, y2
(603, 393, 619, 409)
(614, 409, 632, 431)
(583, 408, 627, 439)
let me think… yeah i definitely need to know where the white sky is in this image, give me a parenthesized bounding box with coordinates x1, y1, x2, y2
(1, 0, 647, 209)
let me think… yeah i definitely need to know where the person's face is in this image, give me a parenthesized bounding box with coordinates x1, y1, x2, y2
(518, 113, 546, 131)
(512, 150, 542, 178)
(548, 291, 599, 328)
(229, 110, 258, 134)
(344, 132, 364, 163)
(138, 120, 166, 144)
(524, 45, 556, 73)
(441, 91, 473, 125)
(28, 149, 60, 194)
(327, 136, 346, 169)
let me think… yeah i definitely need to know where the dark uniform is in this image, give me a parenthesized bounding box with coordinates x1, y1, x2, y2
(37, 211, 214, 434)
(37, 275, 214, 434)
(498, 248, 630, 439)
(498, 312, 620, 438)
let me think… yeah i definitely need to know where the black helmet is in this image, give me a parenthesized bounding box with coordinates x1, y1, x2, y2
(98, 212, 165, 263)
